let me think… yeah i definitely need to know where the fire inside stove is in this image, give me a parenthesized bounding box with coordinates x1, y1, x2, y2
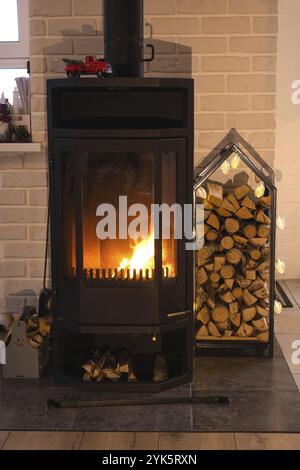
(63, 151, 177, 283)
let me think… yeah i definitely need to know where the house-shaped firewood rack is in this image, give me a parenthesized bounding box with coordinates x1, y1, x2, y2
(194, 143, 276, 357)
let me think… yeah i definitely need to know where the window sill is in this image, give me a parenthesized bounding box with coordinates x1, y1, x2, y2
(0, 143, 41, 153)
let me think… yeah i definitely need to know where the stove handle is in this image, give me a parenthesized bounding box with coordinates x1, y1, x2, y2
(143, 44, 155, 63)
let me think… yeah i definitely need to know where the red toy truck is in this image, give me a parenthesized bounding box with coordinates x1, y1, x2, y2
(63, 56, 113, 78)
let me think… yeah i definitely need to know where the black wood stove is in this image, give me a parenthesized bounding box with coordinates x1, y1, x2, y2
(47, 0, 194, 391)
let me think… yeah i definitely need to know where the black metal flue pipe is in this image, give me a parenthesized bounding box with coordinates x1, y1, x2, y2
(104, 0, 145, 77)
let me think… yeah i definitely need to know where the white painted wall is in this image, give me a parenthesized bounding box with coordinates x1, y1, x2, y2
(276, 0, 300, 278)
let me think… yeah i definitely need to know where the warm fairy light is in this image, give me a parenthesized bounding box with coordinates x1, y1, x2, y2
(152, 333, 157, 342)
(118, 235, 155, 278)
(275, 258, 286, 275)
(196, 187, 207, 199)
(276, 215, 286, 230)
(231, 153, 241, 169)
(221, 160, 230, 175)
(255, 181, 265, 198)
(274, 300, 283, 314)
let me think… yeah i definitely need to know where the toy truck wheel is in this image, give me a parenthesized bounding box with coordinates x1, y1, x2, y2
(67, 71, 80, 78)
(96, 70, 104, 78)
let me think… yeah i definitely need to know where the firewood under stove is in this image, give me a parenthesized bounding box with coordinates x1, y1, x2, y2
(195, 181, 271, 343)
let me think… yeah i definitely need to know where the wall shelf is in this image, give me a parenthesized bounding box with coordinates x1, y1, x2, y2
(0, 143, 41, 153)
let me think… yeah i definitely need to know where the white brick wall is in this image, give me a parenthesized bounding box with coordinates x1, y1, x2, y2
(0, 0, 279, 312)
(275, 0, 300, 278)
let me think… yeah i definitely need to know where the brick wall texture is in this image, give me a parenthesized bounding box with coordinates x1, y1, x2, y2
(0, 0, 278, 311)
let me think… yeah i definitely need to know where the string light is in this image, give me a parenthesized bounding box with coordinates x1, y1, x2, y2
(276, 215, 286, 230)
(275, 258, 286, 275)
(221, 160, 230, 175)
(196, 187, 207, 199)
(231, 153, 241, 169)
(274, 300, 283, 314)
(254, 181, 265, 198)
(152, 333, 157, 342)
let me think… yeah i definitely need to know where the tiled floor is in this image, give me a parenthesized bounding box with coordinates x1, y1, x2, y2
(275, 280, 300, 391)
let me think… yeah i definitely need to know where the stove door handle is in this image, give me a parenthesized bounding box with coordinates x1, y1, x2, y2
(143, 44, 155, 63)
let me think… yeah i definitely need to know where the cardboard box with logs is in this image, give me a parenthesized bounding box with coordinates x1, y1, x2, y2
(0, 311, 52, 378)
(195, 181, 271, 343)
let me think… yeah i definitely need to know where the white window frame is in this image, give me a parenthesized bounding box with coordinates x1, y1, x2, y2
(0, 0, 29, 68)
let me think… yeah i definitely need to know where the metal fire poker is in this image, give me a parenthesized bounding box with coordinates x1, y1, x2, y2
(47, 395, 229, 409)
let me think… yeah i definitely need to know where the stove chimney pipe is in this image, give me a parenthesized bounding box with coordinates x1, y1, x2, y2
(104, 0, 154, 78)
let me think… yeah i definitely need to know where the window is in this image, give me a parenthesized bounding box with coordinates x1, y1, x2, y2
(0, 0, 29, 103)
(0, 0, 29, 64)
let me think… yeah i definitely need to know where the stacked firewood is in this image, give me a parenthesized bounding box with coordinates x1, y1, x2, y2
(21, 306, 52, 349)
(195, 181, 271, 342)
(82, 350, 169, 383)
(82, 348, 138, 383)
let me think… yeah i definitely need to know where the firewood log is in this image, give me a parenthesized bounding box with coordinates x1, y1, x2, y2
(257, 331, 269, 342)
(204, 224, 210, 236)
(243, 288, 258, 306)
(224, 330, 233, 337)
(229, 312, 241, 328)
(246, 258, 259, 269)
(217, 207, 232, 217)
(252, 317, 269, 332)
(243, 223, 257, 239)
(103, 355, 121, 382)
(225, 217, 240, 234)
(220, 264, 235, 279)
(261, 246, 270, 258)
(196, 325, 209, 339)
(217, 320, 229, 331)
(237, 276, 252, 288)
(208, 321, 222, 337)
(255, 287, 269, 299)
(207, 182, 223, 207)
(244, 323, 255, 337)
(220, 236, 234, 250)
(229, 302, 239, 314)
(207, 296, 216, 310)
(232, 286, 243, 300)
(238, 322, 254, 337)
(227, 193, 240, 211)
(197, 305, 210, 324)
(242, 196, 256, 211)
(249, 237, 268, 247)
(260, 195, 272, 208)
(226, 248, 242, 265)
(221, 290, 235, 304)
(206, 229, 218, 241)
(249, 247, 261, 261)
(196, 286, 208, 303)
(256, 305, 269, 318)
(256, 210, 271, 224)
(204, 210, 210, 221)
(242, 306, 256, 322)
(210, 272, 220, 284)
(236, 207, 253, 220)
(221, 198, 236, 213)
(82, 360, 96, 377)
(198, 244, 215, 259)
(204, 200, 213, 210)
(205, 263, 214, 272)
(246, 270, 256, 281)
(214, 255, 226, 272)
(207, 212, 220, 230)
(196, 267, 208, 285)
(234, 185, 251, 200)
(212, 304, 229, 323)
(153, 353, 168, 383)
(224, 278, 234, 290)
(197, 256, 207, 267)
(260, 270, 270, 282)
(257, 225, 270, 238)
(233, 234, 248, 246)
(249, 278, 265, 292)
(257, 260, 270, 271)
